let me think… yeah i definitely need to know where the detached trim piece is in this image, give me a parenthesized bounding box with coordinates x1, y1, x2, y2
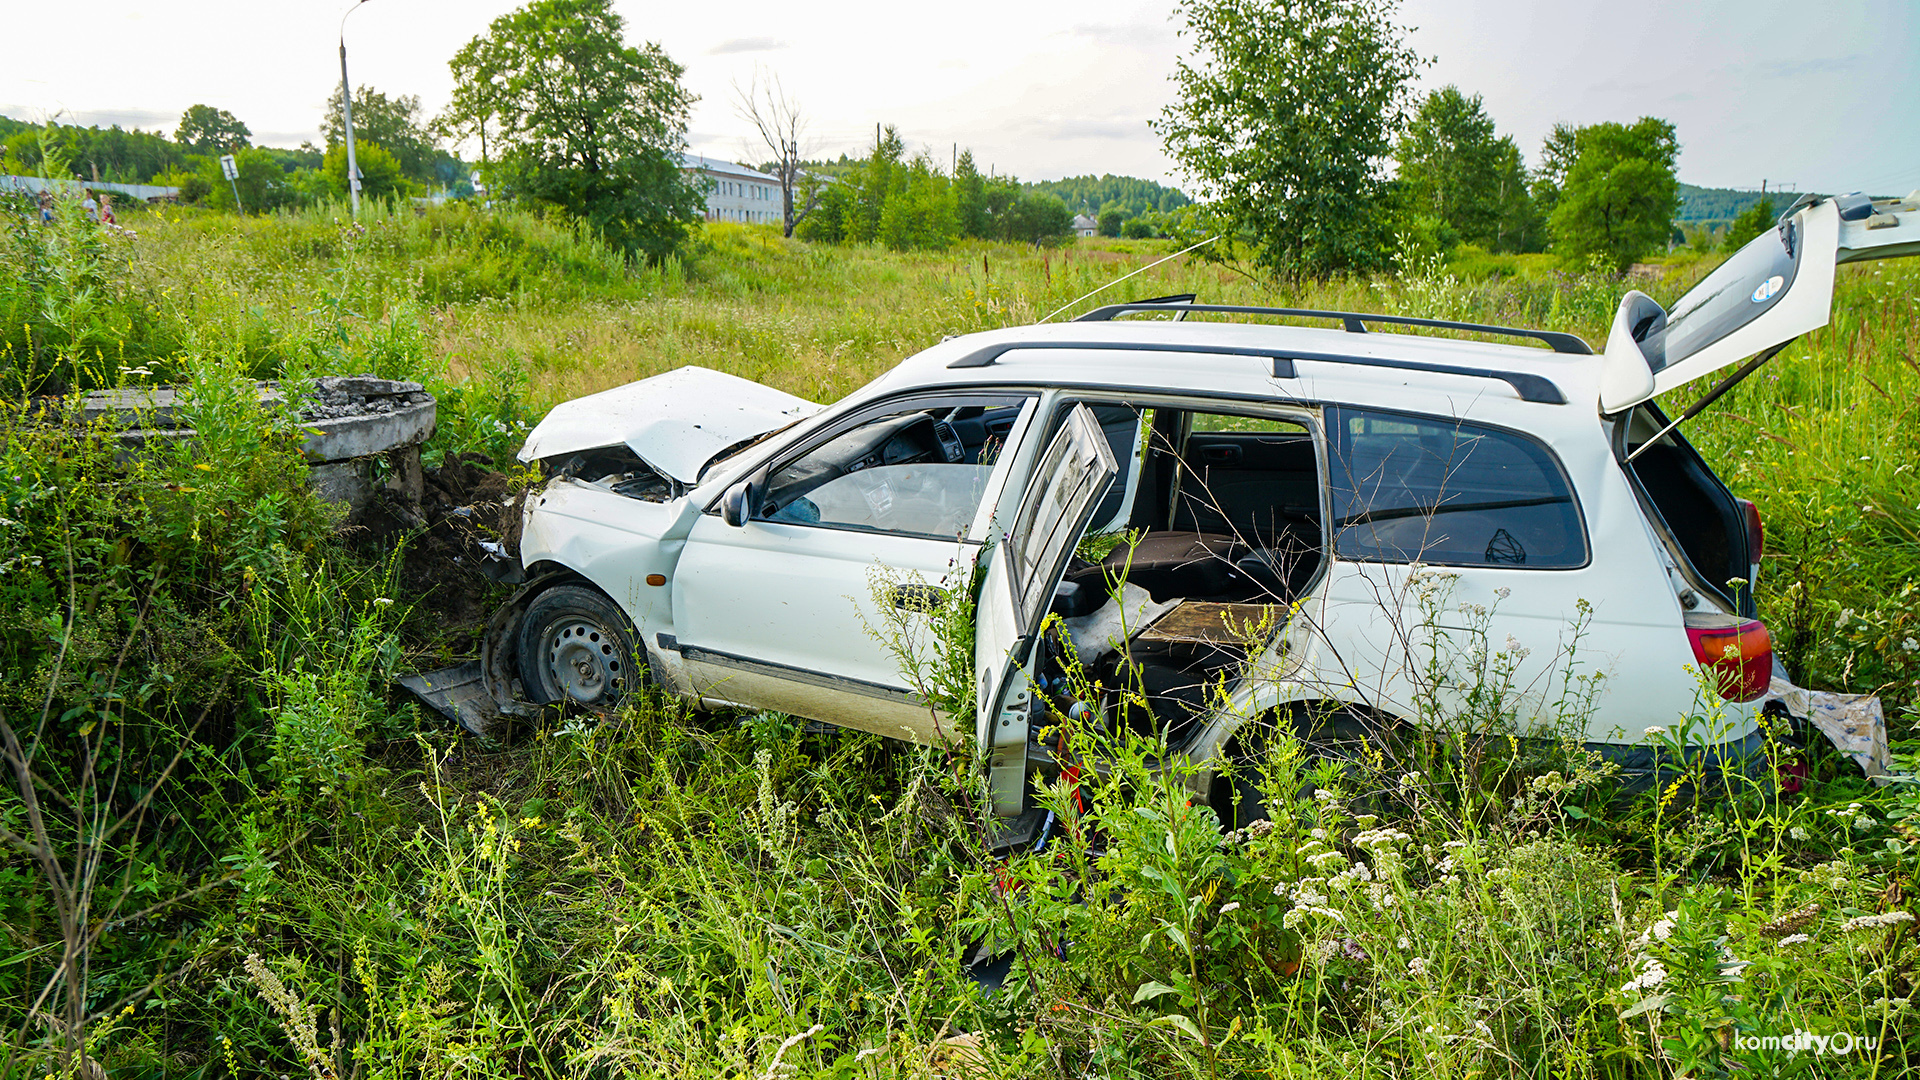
(951, 340, 1567, 405)
(1073, 302, 1595, 356)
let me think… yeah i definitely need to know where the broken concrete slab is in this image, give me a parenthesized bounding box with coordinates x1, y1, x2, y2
(79, 375, 438, 523)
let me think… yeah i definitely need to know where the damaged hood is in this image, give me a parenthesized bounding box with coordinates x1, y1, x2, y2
(518, 365, 822, 483)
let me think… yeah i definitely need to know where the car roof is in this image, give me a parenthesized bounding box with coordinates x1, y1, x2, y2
(861, 319, 1609, 433)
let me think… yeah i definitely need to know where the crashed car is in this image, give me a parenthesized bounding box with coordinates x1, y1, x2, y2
(410, 191, 1916, 826)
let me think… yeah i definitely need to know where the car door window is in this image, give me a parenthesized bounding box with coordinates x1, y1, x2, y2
(1328, 407, 1586, 569)
(759, 398, 1028, 540)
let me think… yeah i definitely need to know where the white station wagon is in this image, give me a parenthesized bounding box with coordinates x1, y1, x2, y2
(409, 192, 1917, 828)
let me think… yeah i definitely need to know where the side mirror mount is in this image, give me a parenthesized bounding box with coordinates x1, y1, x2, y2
(721, 477, 759, 527)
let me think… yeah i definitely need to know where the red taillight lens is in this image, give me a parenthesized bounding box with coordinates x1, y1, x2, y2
(1687, 619, 1772, 702)
(1738, 498, 1764, 563)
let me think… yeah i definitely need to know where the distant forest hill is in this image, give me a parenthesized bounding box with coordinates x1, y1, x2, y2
(1677, 182, 1809, 224)
(1024, 174, 1190, 218)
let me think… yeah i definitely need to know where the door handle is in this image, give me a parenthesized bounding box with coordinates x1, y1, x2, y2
(886, 584, 949, 612)
(1199, 445, 1242, 464)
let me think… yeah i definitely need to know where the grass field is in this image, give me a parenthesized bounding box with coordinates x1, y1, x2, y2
(2, 197, 1916, 1078)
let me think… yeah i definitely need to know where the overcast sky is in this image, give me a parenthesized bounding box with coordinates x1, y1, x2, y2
(3, 0, 1914, 195)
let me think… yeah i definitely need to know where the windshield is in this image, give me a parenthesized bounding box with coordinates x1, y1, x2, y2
(1637, 219, 1800, 373)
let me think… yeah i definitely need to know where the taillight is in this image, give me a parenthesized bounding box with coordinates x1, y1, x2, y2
(1686, 618, 1772, 702)
(1738, 498, 1763, 563)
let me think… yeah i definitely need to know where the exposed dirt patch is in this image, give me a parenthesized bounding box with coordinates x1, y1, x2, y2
(353, 452, 526, 649)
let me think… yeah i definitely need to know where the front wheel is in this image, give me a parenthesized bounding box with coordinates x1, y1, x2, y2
(515, 585, 645, 707)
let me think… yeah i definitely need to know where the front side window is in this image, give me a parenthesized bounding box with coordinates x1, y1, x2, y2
(1328, 407, 1586, 568)
(758, 396, 1031, 540)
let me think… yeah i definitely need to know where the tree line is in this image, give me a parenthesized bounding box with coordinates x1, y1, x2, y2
(793, 129, 1078, 250)
(5, 0, 1747, 276)
(1159, 0, 1692, 278)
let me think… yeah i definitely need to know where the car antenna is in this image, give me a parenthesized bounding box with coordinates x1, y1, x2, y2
(1041, 234, 1219, 323)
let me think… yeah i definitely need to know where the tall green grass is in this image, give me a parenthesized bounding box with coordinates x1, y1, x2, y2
(3, 192, 1915, 1077)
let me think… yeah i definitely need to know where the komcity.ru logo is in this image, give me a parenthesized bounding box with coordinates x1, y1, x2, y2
(1733, 1029, 1880, 1056)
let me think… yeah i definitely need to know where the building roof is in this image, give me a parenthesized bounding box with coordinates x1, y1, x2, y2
(1072, 214, 1098, 229)
(676, 153, 778, 184)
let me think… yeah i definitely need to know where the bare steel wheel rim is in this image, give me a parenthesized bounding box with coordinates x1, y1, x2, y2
(543, 618, 626, 705)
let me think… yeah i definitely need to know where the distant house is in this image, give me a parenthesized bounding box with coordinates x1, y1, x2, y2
(1072, 213, 1098, 238)
(679, 154, 782, 225)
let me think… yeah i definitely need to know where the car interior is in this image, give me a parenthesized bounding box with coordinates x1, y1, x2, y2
(1039, 402, 1328, 749)
(757, 398, 1030, 539)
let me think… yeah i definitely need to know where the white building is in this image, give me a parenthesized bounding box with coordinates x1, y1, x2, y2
(680, 154, 783, 225)
(1072, 213, 1098, 238)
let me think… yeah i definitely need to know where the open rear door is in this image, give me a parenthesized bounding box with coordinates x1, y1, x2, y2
(1598, 192, 1920, 414)
(974, 403, 1118, 817)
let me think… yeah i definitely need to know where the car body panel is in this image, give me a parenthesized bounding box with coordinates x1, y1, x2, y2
(1599, 194, 1920, 414)
(671, 517, 971, 741)
(974, 403, 1117, 815)
(517, 365, 821, 482)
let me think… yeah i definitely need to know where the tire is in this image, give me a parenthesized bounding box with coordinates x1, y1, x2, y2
(515, 585, 644, 707)
(1211, 704, 1404, 830)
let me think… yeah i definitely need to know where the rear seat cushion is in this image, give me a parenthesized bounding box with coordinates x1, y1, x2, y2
(1068, 530, 1246, 600)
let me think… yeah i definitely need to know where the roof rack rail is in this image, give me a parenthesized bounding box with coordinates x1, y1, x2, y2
(1073, 302, 1594, 355)
(946, 340, 1568, 405)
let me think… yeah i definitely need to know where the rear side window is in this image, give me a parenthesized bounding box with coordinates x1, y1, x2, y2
(1328, 407, 1586, 568)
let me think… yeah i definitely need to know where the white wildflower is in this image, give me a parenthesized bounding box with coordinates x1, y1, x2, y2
(1777, 934, 1813, 947)
(1789, 826, 1810, 841)
(1620, 959, 1669, 994)
(1308, 849, 1349, 870)
(1407, 957, 1430, 979)
(1218, 901, 1241, 916)
(1443, 839, 1470, 851)
(1643, 725, 1667, 738)
(1840, 911, 1915, 933)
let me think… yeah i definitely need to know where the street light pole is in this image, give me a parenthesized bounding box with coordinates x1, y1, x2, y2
(339, 0, 374, 218)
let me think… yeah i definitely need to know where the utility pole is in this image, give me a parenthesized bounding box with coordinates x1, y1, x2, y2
(339, 0, 375, 218)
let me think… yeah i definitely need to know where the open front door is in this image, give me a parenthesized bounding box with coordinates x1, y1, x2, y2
(1598, 192, 1920, 414)
(974, 403, 1119, 817)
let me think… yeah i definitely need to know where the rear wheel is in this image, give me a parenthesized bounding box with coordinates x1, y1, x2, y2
(1212, 704, 1407, 830)
(515, 585, 644, 707)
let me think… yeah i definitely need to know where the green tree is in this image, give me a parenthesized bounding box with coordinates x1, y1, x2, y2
(174, 105, 251, 156)
(1489, 138, 1546, 253)
(1394, 86, 1544, 251)
(1024, 175, 1191, 217)
(204, 146, 290, 213)
(1528, 123, 1579, 225)
(953, 150, 988, 239)
(1154, 0, 1423, 280)
(323, 85, 441, 181)
(323, 140, 407, 202)
(1120, 216, 1157, 239)
(1548, 117, 1681, 271)
(1722, 195, 1775, 252)
(1097, 208, 1123, 237)
(442, 0, 703, 263)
